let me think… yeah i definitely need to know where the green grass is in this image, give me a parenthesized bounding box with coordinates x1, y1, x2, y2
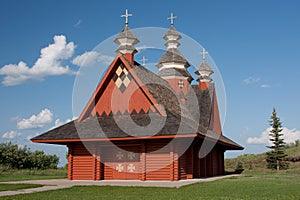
(0, 168, 67, 182)
(0, 184, 43, 192)
(1, 172, 300, 200)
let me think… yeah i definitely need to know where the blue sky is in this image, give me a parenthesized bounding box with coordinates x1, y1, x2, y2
(1, 0, 300, 165)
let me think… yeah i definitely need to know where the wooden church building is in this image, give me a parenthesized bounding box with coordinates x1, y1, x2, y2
(32, 11, 243, 181)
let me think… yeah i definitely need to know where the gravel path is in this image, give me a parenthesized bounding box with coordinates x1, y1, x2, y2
(0, 174, 239, 197)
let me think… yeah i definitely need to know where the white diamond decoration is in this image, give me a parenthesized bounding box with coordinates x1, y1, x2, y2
(127, 164, 135, 172)
(116, 164, 124, 172)
(116, 66, 123, 76)
(123, 76, 131, 87)
(115, 77, 123, 88)
(123, 67, 128, 75)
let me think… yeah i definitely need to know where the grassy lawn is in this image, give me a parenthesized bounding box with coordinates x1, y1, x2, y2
(0, 184, 43, 192)
(0, 172, 299, 200)
(0, 169, 67, 182)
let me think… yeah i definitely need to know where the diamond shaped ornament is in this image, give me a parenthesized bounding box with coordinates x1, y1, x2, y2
(116, 66, 123, 76)
(115, 78, 123, 88)
(123, 76, 131, 87)
(119, 84, 126, 93)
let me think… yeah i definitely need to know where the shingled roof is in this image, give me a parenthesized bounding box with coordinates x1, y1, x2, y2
(163, 26, 182, 40)
(31, 60, 242, 150)
(157, 68, 193, 82)
(156, 48, 190, 68)
(114, 26, 139, 45)
(114, 26, 139, 55)
(32, 112, 242, 150)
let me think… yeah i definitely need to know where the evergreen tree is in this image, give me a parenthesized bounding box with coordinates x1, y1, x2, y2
(266, 108, 289, 170)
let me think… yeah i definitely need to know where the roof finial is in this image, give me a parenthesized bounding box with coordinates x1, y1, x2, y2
(167, 12, 177, 26)
(121, 9, 132, 26)
(195, 48, 214, 82)
(141, 56, 148, 66)
(200, 48, 208, 61)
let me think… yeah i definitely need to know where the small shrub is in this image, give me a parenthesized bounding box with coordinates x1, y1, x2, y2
(235, 161, 244, 174)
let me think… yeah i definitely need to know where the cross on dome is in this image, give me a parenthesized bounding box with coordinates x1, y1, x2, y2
(200, 48, 208, 61)
(121, 9, 132, 26)
(167, 12, 177, 26)
(140, 56, 148, 66)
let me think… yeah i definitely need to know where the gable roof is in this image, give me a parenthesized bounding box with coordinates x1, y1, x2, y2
(78, 54, 166, 121)
(31, 47, 243, 150)
(31, 59, 243, 150)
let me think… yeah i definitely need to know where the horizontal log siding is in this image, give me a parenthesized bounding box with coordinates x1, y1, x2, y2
(145, 141, 170, 180)
(71, 143, 95, 180)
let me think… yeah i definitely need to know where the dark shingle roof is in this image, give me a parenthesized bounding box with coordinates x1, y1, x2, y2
(156, 48, 190, 67)
(116, 45, 138, 54)
(33, 112, 193, 140)
(32, 60, 243, 150)
(163, 26, 182, 40)
(32, 112, 242, 150)
(114, 26, 139, 45)
(195, 61, 214, 75)
(157, 68, 193, 82)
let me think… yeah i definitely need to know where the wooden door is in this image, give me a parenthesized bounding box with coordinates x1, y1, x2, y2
(103, 146, 140, 180)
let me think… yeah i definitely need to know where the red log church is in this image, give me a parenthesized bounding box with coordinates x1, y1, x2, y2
(32, 11, 243, 181)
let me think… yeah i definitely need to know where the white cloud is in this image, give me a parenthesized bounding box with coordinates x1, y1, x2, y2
(51, 117, 75, 129)
(74, 19, 82, 28)
(54, 119, 64, 128)
(261, 84, 270, 88)
(0, 35, 76, 86)
(247, 129, 270, 145)
(17, 108, 53, 129)
(72, 51, 113, 67)
(243, 76, 260, 85)
(136, 45, 154, 52)
(247, 127, 300, 145)
(2, 131, 21, 139)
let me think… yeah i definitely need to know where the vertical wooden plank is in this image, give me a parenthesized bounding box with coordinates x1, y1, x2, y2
(218, 148, 222, 175)
(193, 144, 200, 178)
(170, 142, 174, 181)
(208, 151, 212, 177)
(96, 145, 101, 180)
(211, 148, 215, 176)
(220, 149, 223, 175)
(186, 145, 193, 179)
(200, 148, 207, 177)
(93, 144, 97, 180)
(173, 141, 179, 181)
(67, 144, 73, 180)
(140, 141, 146, 181)
(206, 152, 210, 177)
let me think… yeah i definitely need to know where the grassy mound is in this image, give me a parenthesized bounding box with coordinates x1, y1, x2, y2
(225, 146, 300, 172)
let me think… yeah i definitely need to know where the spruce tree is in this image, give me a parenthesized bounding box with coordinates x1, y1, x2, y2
(266, 108, 288, 170)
